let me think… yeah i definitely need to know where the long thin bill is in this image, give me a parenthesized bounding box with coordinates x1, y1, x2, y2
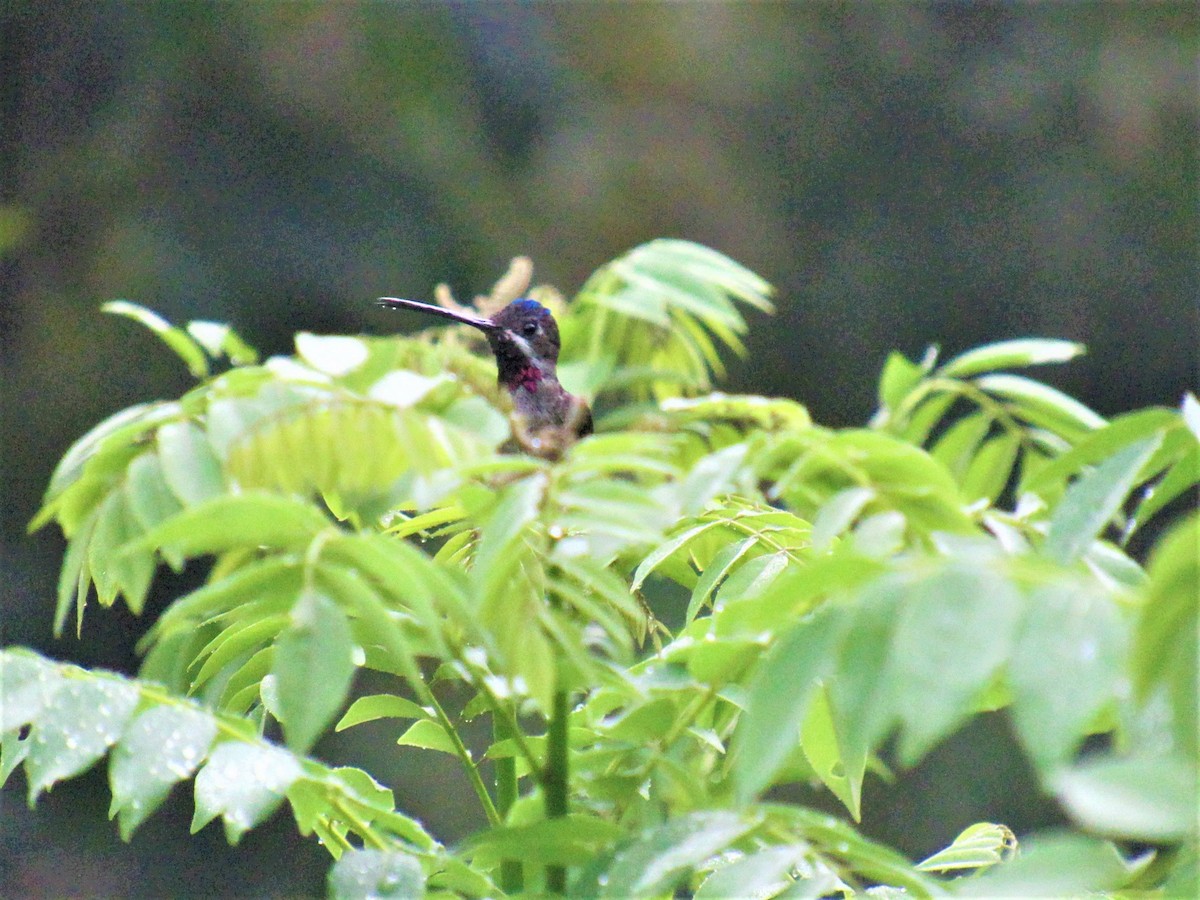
(377, 297, 495, 331)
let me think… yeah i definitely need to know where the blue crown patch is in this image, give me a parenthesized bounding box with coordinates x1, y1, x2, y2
(511, 298, 549, 316)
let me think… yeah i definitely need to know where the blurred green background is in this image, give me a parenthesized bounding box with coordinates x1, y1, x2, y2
(1, 3, 1195, 897)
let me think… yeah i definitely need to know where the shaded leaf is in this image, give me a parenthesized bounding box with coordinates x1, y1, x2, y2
(272, 589, 357, 754)
(890, 565, 1022, 764)
(734, 605, 845, 802)
(597, 811, 754, 899)
(1009, 584, 1124, 771)
(1043, 435, 1161, 563)
(1053, 755, 1198, 842)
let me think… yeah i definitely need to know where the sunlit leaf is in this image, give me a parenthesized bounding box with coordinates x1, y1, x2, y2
(103, 300, 209, 378)
(975, 373, 1106, 438)
(336, 695, 428, 732)
(938, 339, 1084, 379)
(395, 720, 458, 755)
(916, 822, 1016, 873)
(130, 493, 331, 560)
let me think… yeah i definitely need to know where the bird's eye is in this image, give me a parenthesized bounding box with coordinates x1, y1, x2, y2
(522, 321, 539, 337)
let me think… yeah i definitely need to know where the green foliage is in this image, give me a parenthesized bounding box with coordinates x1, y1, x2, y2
(6, 240, 1197, 897)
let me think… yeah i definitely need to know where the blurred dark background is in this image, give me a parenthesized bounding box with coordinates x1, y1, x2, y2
(1, 3, 1196, 897)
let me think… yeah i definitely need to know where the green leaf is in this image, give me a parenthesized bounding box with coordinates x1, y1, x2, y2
(185, 320, 259, 366)
(156, 421, 225, 506)
(597, 811, 754, 899)
(123, 451, 184, 529)
(272, 589, 357, 754)
(0, 651, 66, 732)
(931, 412, 993, 478)
(336, 695, 428, 732)
(686, 537, 758, 623)
(191, 741, 302, 843)
(632, 520, 723, 591)
(1053, 754, 1198, 842)
(1009, 583, 1124, 771)
(734, 605, 845, 802)
(472, 474, 544, 604)
(88, 489, 154, 613)
(961, 431, 1021, 504)
(103, 300, 210, 378)
(395, 720, 458, 755)
(877, 350, 928, 411)
(938, 339, 1085, 378)
(916, 822, 1016, 873)
(955, 833, 1132, 897)
(109, 706, 218, 839)
(1, 730, 31, 790)
(694, 844, 811, 900)
(55, 510, 97, 636)
(765, 805, 938, 894)
(130, 493, 330, 560)
(466, 815, 621, 867)
(825, 586, 901, 762)
(810, 487, 875, 552)
(1130, 443, 1200, 532)
(328, 849, 424, 900)
(37, 400, 180, 520)
(24, 674, 141, 799)
(800, 685, 866, 820)
(890, 565, 1023, 765)
(295, 332, 369, 376)
(1043, 435, 1162, 564)
(974, 373, 1106, 438)
(1183, 391, 1200, 440)
(1131, 514, 1198, 754)
(1021, 408, 1178, 499)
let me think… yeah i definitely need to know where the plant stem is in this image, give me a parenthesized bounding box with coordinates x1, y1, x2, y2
(343, 579, 501, 825)
(544, 682, 571, 894)
(494, 710, 523, 894)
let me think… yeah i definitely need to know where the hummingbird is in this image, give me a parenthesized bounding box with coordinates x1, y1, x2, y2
(377, 296, 593, 459)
